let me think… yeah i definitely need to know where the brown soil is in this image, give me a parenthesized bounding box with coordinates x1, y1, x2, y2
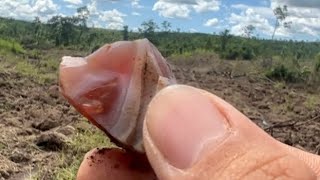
(0, 71, 81, 179)
(0, 53, 319, 179)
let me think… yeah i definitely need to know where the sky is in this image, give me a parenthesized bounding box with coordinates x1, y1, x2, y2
(0, 0, 320, 41)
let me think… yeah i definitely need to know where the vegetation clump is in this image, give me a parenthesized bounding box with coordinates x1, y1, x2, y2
(0, 39, 25, 54)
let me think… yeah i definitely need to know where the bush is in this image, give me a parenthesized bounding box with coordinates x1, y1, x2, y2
(308, 53, 320, 85)
(20, 35, 37, 48)
(27, 49, 42, 60)
(315, 53, 320, 73)
(0, 39, 25, 54)
(241, 46, 255, 60)
(223, 47, 240, 60)
(266, 64, 302, 83)
(91, 44, 101, 53)
(220, 44, 255, 60)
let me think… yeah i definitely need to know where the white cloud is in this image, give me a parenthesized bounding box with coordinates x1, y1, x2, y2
(189, 28, 198, 32)
(228, 8, 275, 36)
(193, 0, 220, 13)
(0, 0, 59, 21)
(131, 0, 143, 8)
(284, 16, 320, 37)
(86, 1, 127, 30)
(132, 27, 139, 32)
(231, 4, 273, 17)
(231, 4, 247, 9)
(99, 9, 126, 30)
(63, 0, 83, 5)
(90, 20, 103, 28)
(153, 0, 220, 19)
(161, 0, 198, 4)
(272, 0, 320, 8)
(107, 22, 124, 30)
(66, 4, 77, 9)
(131, 12, 141, 16)
(88, 0, 99, 15)
(229, 2, 320, 38)
(100, 9, 126, 23)
(153, 1, 191, 18)
(271, 0, 320, 37)
(204, 18, 219, 27)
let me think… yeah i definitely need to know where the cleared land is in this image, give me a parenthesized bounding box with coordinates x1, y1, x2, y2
(0, 49, 319, 179)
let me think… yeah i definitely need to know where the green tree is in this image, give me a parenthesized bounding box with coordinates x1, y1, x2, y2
(161, 21, 171, 32)
(243, 25, 255, 38)
(48, 16, 78, 46)
(76, 6, 89, 26)
(32, 17, 42, 45)
(272, 5, 291, 40)
(122, 25, 129, 40)
(76, 6, 90, 43)
(139, 19, 159, 44)
(205, 38, 213, 50)
(220, 29, 232, 51)
(315, 53, 320, 72)
(0, 22, 9, 38)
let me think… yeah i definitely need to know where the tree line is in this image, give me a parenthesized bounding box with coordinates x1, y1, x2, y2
(0, 5, 319, 61)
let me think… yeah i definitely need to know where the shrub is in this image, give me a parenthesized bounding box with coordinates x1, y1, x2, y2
(27, 49, 42, 60)
(91, 44, 101, 53)
(220, 46, 239, 60)
(20, 35, 37, 48)
(308, 53, 320, 85)
(300, 66, 312, 80)
(220, 44, 255, 60)
(0, 39, 25, 54)
(241, 46, 255, 60)
(315, 53, 320, 73)
(266, 64, 301, 83)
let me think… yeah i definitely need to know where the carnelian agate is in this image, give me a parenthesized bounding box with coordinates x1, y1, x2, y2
(59, 39, 175, 153)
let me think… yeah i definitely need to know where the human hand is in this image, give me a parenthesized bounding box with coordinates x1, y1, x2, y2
(77, 85, 320, 180)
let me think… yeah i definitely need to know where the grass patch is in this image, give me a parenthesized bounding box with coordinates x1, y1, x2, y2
(53, 121, 115, 180)
(38, 58, 60, 73)
(303, 95, 320, 109)
(170, 48, 214, 59)
(0, 39, 25, 54)
(1, 50, 57, 84)
(13, 60, 56, 84)
(169, 49, 219, 67)
(273, 82, 286, 90)
(31, 121, 115, 180)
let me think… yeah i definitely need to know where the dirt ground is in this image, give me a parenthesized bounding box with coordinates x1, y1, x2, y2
(0, 53, 320, 179)
(0, 70, 81, 179)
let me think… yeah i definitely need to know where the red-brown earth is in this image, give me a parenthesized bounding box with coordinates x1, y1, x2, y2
(0, 50, 319, 179)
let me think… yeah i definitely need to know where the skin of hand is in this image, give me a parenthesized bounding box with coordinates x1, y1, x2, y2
(77, 85, 320, 180)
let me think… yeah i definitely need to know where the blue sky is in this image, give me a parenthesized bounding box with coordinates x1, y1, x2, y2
(0, 0, 320, 41)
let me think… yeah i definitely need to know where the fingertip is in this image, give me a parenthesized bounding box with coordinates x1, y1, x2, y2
(77, 148, 156, 180)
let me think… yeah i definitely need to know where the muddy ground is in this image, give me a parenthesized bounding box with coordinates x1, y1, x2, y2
(0, 53, 319, 179)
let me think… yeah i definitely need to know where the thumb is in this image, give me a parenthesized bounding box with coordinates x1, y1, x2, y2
(143, 85, 318, 180)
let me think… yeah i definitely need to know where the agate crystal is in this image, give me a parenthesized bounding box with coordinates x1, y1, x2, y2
(59, 39, 176, 153)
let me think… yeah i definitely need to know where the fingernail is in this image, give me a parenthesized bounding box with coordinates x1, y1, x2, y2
(146, 85, 229, 169)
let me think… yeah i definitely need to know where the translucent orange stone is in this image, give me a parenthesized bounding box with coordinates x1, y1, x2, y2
(59, 39, 176, 153)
